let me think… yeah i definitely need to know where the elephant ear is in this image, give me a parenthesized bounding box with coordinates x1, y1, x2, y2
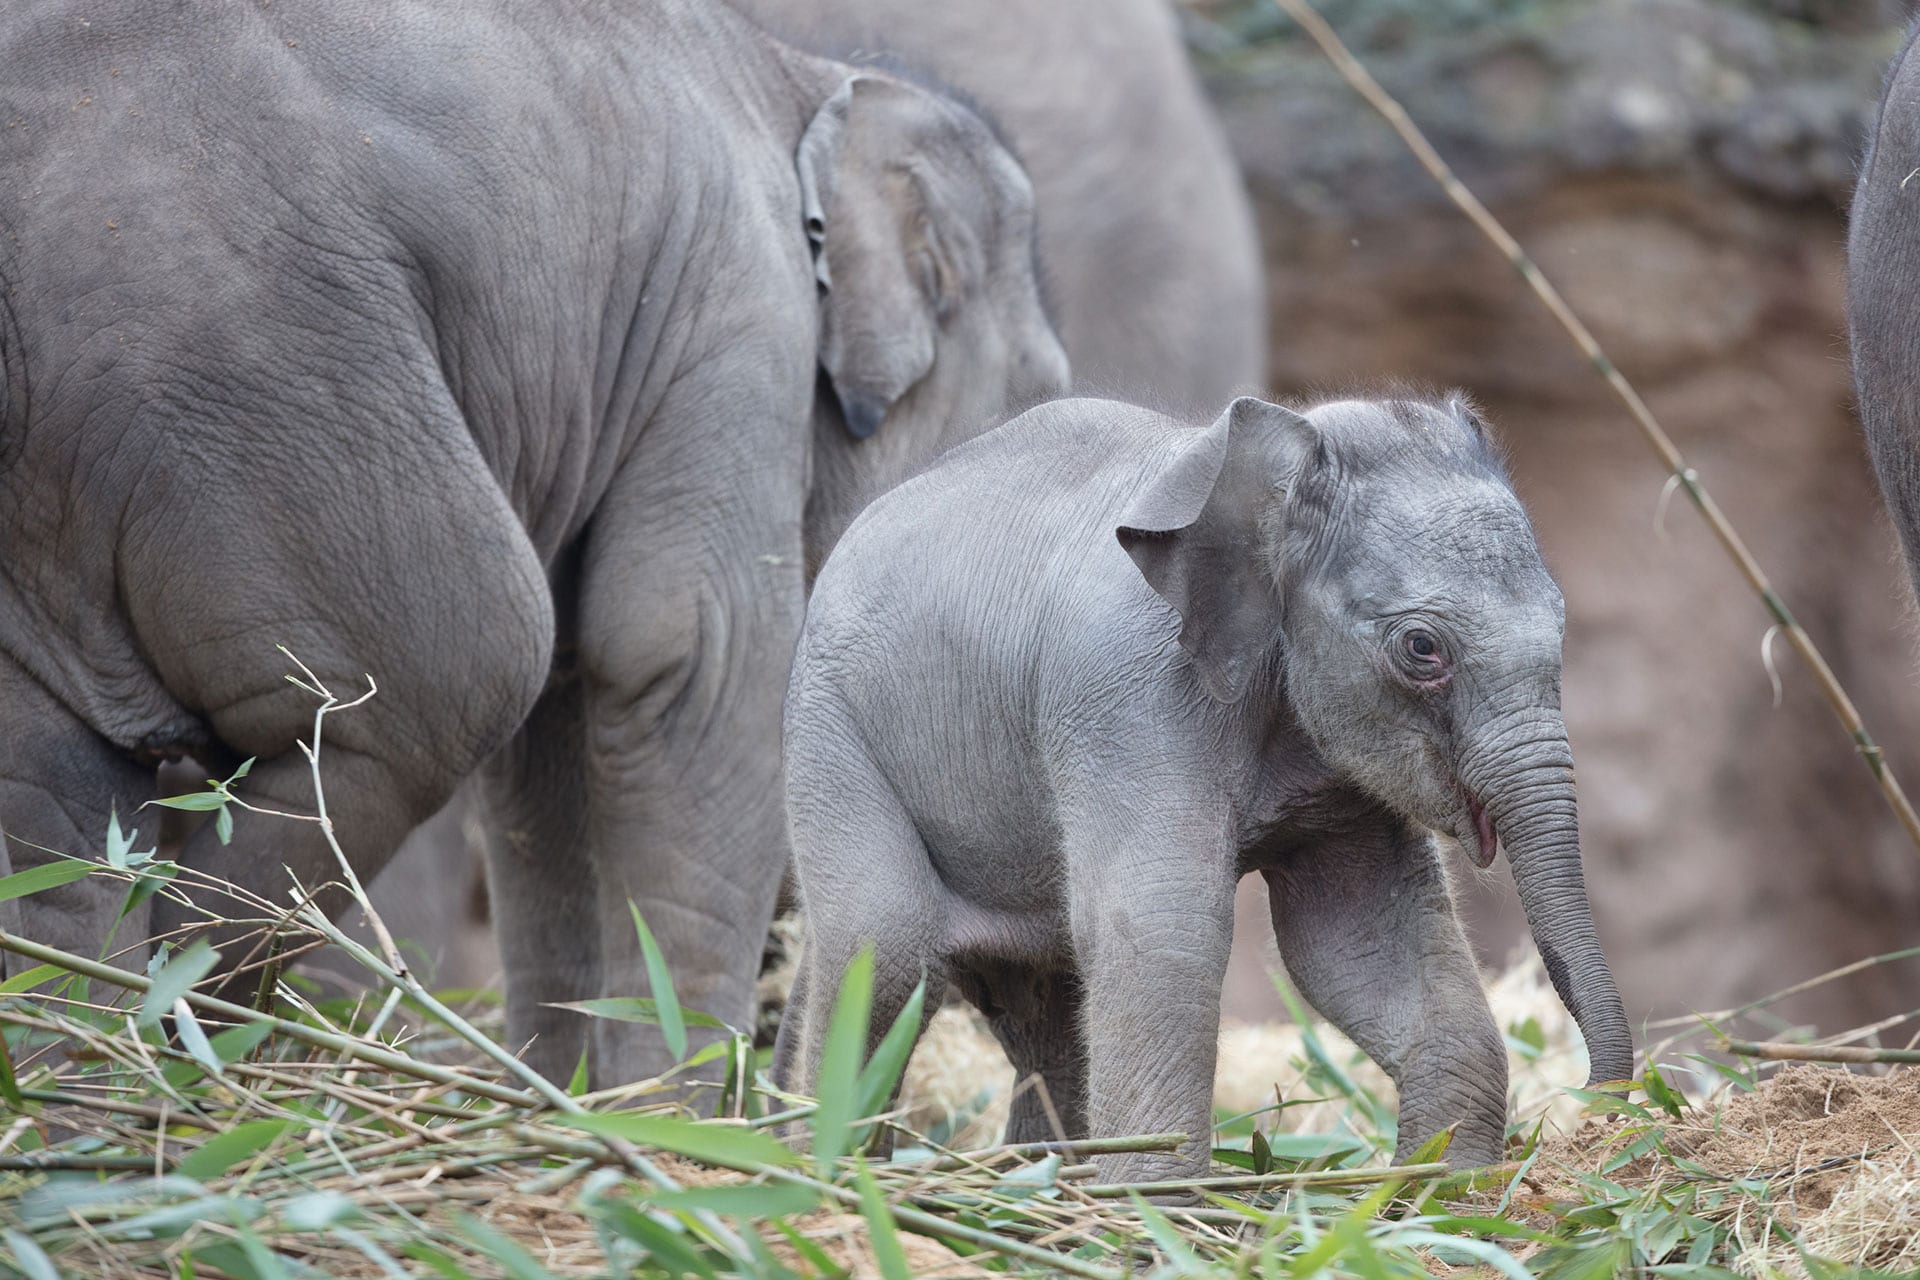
(798, 74, 969, 440)
(1116, 397, 1321, 702)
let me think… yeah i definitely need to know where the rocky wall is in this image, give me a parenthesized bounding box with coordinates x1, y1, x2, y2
(1201, 0, 1920, 1031)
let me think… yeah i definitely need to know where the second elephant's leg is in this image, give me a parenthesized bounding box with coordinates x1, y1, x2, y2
(955, 965, 1087, 1144)
(575, 445, 809, 1088)
(481, 672, 598, 1085)
(1264, 820, 1509, 1167)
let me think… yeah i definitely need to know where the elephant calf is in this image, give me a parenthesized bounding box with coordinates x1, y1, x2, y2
(773, 393, 1634, 1181)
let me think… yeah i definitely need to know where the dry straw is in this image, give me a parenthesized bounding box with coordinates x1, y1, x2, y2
(1270, 0, 1920, 859)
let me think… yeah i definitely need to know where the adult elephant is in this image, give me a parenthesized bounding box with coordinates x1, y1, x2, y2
(368, 0, 1269, 994)
(738, 0, 1268, 414)
(0, 0, 1066, 1086)
(1852, 20, 1920, 605)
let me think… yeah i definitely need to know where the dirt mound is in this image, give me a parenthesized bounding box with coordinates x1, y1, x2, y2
(1680, 1066, 1919, 1211)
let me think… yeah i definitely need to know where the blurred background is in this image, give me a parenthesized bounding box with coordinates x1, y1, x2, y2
(369, 0, 1920, 1044)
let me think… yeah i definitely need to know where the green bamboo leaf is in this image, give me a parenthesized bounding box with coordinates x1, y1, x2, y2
(640, 1181, 821, 1217)
(1564, 1086, 1654, 1120)
(854, 1163, 910, 1280)
(171, 1000, 223, 1077)
(628, 902, 686, 1061)
(771, 1220, 841, 1278)
(996, 1153, 1061, 1195)
(453, 1212, 561, 1280)
(1258, 1132, 1366, 1163)
(854, 978, 924, 1122)
(0, 1028, 21, 1111)
(1250, 1128, 1273, 1175)
(178, 1118, 294, 1181)
(147, 791, 229, 813)
(117, 862, 181, 923)
(3, 1229, 62, 1280)
(234, 1227, 295, 1280)
(1643, 1063, 1686, 1119)
(0, 859, 94, 904)
(567, 1046, 590, 1098)
(811, 947, 874, 1174)
(558, 1111, 802, 1169)
(141, 938, 219, 1028)
(231, 757, 255, 781)
(105, 805, 133, 870)
(0, 964, 62, 995)
(1410, 1124, 1455, 1166)
(213, 805, 234, 846)
(544, 998, 724, 1030)
(1127, 1194, 1206, 1274)
(397, 1242, 469, 1280)
(585, 1199, 719, 1279)
(163, 1022, 272, 1089)
(279, 1191, 361, 1231)
(1534, 1238, 1630, 1280)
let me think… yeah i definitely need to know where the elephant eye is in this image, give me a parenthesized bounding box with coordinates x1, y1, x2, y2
(1397, 627, 1451, 683)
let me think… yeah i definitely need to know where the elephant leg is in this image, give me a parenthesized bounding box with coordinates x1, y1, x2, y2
(143, 470, 554, 995)
(1263, 820, 1508, 1167)
(481, 672, 598, 1084)
(0, 654, 157, 978)
(1068, 804, 1238, 1184)
(778, 695, 948, 1155)
(767, 954, 810, 1099)
(954, 964, 1087, 1144)
(573, 415, 813, 1088)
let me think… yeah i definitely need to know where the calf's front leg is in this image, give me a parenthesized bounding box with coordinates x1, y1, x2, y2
(1264, 818, 1509, 1167)
(1069, 808, 1238, 1185)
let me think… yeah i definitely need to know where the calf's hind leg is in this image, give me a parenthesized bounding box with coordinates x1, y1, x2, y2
(778, 701, 947, 1152)
(954, 964, 1087, 1144)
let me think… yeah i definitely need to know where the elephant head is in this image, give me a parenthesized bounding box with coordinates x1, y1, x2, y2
(796, 73, 1070, 571)
(1118, 394, 1634, 1086)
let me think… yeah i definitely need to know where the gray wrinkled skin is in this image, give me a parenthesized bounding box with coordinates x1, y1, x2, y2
(732, 0, 1267, 415)
(0, 0, 1065, 1088)
(774, 395, 1633, 1181)
(374, 0, 1266, 985)
(1850, 20, 1920, 608)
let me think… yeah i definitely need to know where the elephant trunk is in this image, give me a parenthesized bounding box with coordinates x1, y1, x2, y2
(1461, 712, 1635, 1087)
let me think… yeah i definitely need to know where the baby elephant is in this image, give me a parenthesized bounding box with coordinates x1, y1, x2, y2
(773, 394, 1634, 1181)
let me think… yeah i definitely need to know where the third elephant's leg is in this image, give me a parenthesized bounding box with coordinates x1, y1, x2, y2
(575, 444, 809, 1088)
(955, 964, 1088, 1144)
(482, 671, 598, 1084)
(1264, 820, 1508, 1167)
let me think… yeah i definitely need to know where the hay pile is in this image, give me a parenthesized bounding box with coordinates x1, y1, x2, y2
(1514, 1064, 1920, 1277)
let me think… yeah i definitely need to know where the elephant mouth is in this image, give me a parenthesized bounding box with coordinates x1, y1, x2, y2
(1457, 794, 1499, 869)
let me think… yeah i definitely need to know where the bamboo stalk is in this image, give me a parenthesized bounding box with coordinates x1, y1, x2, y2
(1646, 945, 1920, 1030)
(0, 928, 541, 1108)
(0, 1154, 157, 1171)
(1076, 1161, 1449, 1198)
(1728, 1040, 1920, 1065)
(1270, 0, 1920, 860)
(902, 1131, 1189, 1173)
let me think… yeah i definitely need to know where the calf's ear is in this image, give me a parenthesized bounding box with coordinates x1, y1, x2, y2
(1116, 397, 1320, 702)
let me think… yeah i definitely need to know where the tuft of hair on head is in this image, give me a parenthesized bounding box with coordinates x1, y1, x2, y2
(1289, 378, 1512, 481)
